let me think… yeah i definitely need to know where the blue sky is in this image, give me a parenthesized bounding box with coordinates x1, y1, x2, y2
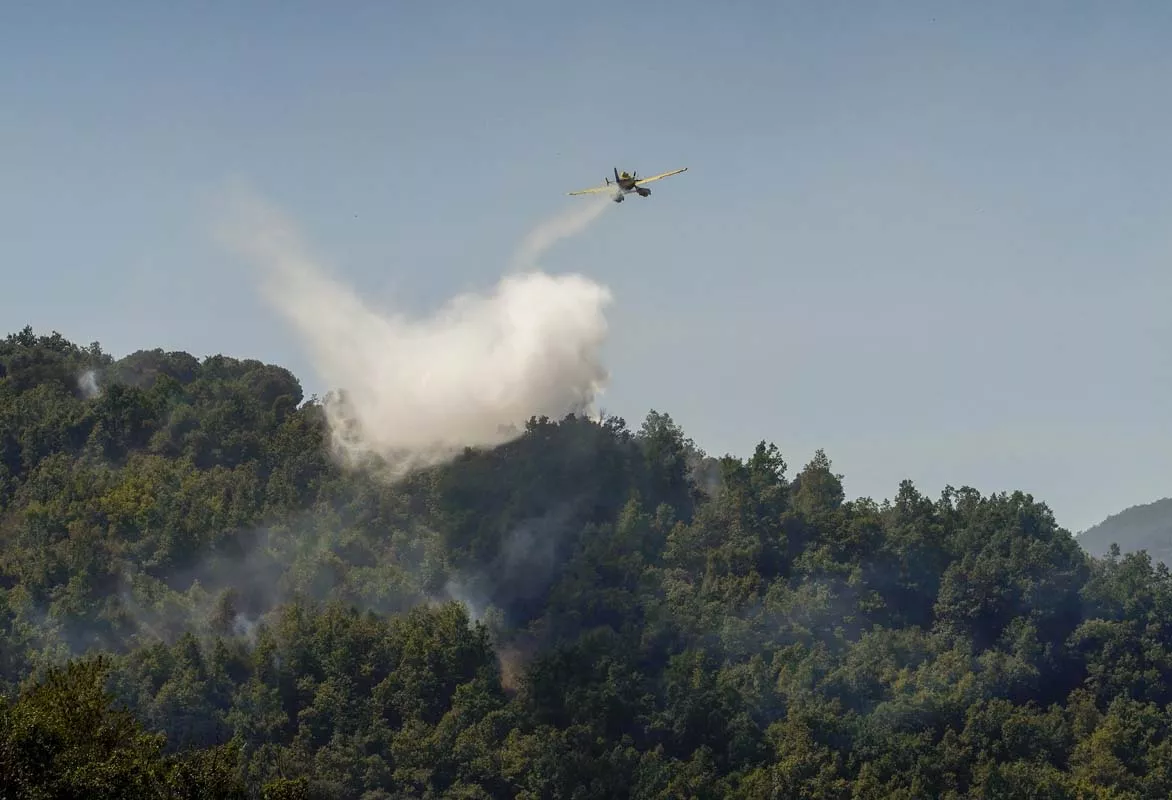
(2, 1, 1170, 532)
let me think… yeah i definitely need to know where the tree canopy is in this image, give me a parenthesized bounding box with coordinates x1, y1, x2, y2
(1, 325, 1170, 798)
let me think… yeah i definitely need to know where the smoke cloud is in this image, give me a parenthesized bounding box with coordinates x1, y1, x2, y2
(217, 188, 615, 480)
(77, 369, 101, 399)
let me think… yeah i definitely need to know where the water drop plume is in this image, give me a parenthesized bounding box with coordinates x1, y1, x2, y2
(217, 187, 615, 480)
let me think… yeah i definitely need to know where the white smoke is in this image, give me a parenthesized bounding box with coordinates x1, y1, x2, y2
(217, 188, 614, 480)
(77, 369, 101, 399)
(511, 195, 613, 272)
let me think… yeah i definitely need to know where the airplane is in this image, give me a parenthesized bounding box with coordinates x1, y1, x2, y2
(567, 166, 688, 203)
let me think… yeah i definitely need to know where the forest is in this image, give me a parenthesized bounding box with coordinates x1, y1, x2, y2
(2, 324, 1171, 799)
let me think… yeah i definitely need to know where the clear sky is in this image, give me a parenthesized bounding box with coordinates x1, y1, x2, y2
(2, 1, 1170, 533)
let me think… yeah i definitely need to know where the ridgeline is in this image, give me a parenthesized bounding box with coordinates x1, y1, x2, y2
(1078, 498, 1172, 567)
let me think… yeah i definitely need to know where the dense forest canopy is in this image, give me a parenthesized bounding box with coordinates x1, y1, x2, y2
(2, 324, 1172, 798)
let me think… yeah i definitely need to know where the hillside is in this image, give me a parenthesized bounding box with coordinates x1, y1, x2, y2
(3, 324, 1172, 798)
(1078, 498, 1172, 565)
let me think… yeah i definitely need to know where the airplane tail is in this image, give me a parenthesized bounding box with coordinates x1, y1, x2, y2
(614, 167, 620, 183)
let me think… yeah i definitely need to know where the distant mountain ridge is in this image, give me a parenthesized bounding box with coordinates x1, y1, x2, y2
(1078, 497, 1172, 564)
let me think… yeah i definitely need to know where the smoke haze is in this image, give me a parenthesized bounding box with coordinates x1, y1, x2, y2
(217, 188, 614, 479)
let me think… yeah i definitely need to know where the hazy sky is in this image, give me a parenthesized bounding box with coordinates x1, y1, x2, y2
(3, 2, 1169, 532)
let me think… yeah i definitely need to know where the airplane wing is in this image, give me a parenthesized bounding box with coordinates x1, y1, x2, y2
(633, 167, 688, 185)
(566, 185, 612, 196)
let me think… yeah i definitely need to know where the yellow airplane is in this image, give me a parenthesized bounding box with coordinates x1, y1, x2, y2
(567, 166, 688, 203)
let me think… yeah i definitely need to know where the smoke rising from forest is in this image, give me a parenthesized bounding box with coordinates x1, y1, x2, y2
(77, 369, 101, 399)
(217, 188, 614, 480)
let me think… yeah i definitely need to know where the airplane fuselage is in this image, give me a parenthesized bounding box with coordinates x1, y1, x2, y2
(606, 169, 651, 202)
(611, 186, 651, 203)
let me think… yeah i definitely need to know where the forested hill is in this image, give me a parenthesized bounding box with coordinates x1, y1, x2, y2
(3, 325, 1172, 798)
(1078, 497, 1172, 565)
